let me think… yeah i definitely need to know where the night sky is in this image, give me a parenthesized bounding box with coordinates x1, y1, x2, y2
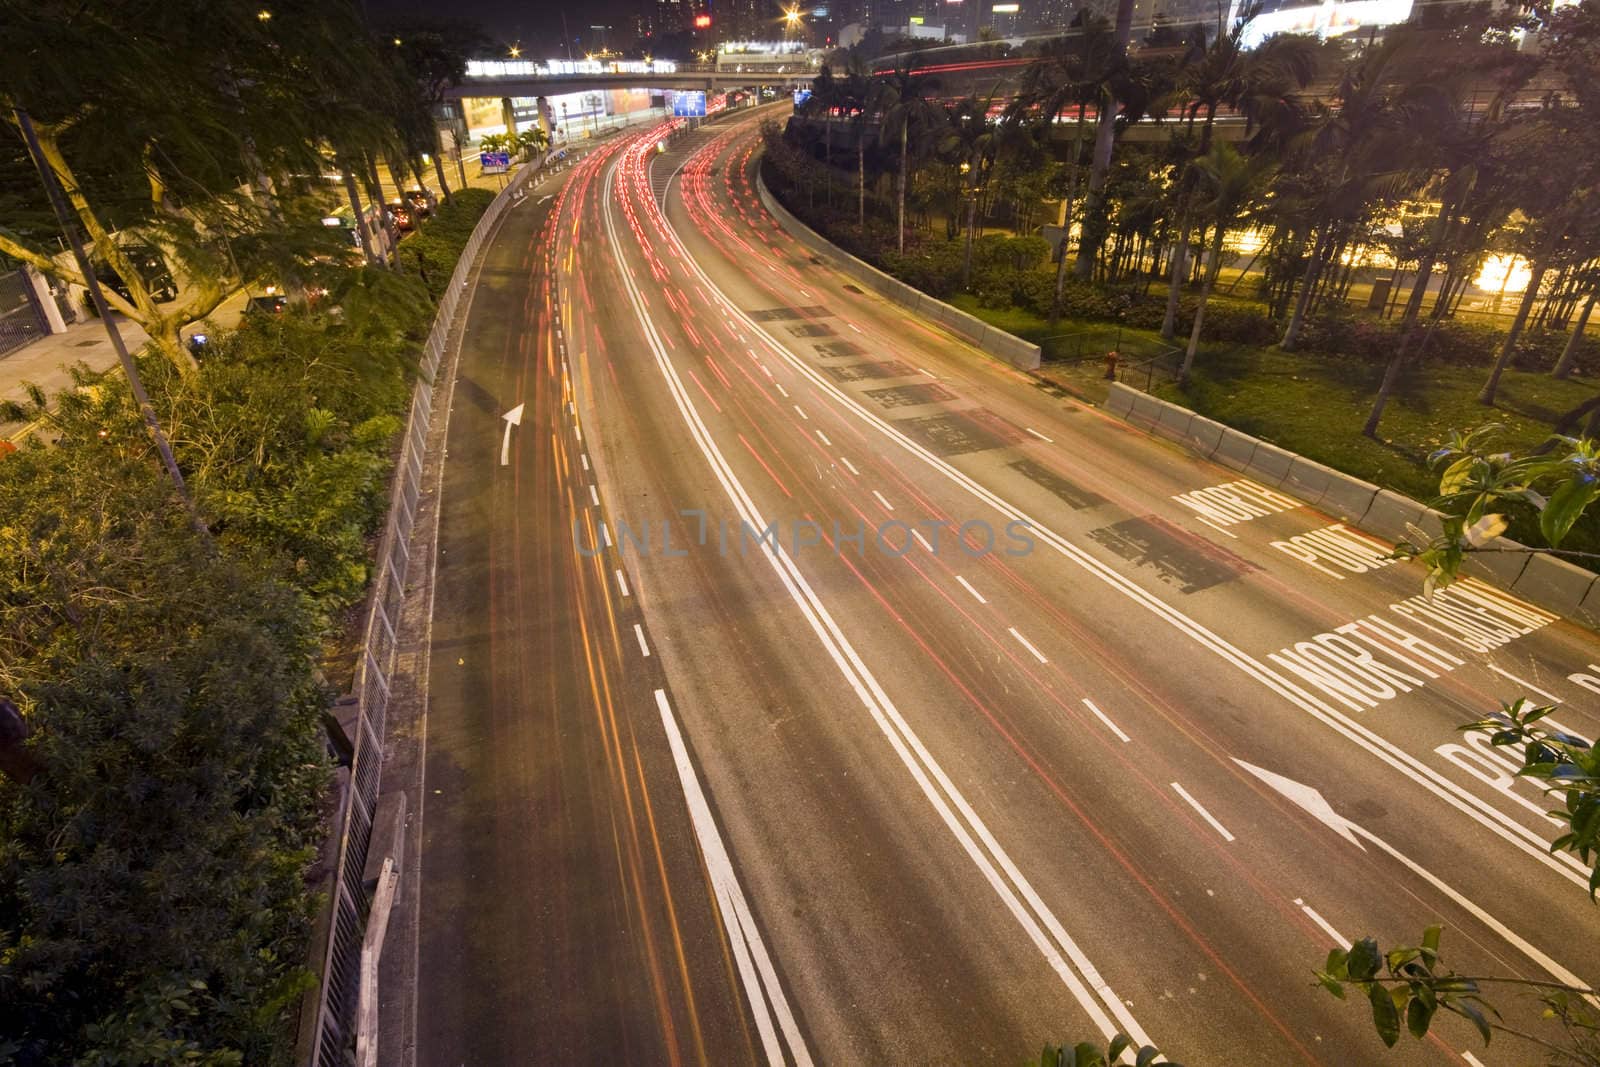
(366, 0, 640, 54)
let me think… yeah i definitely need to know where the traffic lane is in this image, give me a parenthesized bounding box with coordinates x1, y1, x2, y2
(416, 151, 754, 1067)
(564, 139, 1159, 1062)
(601, 137, 1472, 1062)
(677, 123, 1600, 887)
(656, 119, 1593, 1011)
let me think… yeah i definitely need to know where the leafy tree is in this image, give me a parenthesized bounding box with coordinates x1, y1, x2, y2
(1177, 140, 1273, 381)
(383, 17, 490, 202)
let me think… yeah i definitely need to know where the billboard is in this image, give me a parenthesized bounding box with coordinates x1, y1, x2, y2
(479, 151, 511, 173)
(671, 91, 708, 117)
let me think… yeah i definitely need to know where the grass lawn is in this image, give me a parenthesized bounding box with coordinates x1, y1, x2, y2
(953, 295, 1600, 562)
(1155, 345, 1599, 502)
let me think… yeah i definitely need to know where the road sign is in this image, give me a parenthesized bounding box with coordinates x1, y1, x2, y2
(479, 151, 511, 174)
(671, 91, 707, 118)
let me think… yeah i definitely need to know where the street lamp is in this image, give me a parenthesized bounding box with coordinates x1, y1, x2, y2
(784, 6, 803, 26)
(256, 8, 271, 21)
(509, 43, 522, 58)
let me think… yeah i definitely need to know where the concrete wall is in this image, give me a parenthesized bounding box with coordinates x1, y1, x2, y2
(1104, 381, 1600, 629)
(754, 167, 1042, 372)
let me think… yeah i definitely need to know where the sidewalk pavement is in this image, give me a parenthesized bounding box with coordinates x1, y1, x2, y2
(1, 287, 251, 442)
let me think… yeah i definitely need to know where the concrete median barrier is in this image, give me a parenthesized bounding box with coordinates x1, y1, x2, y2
(1317, 473, 1380, 525)
(1106, 383, 1137, 418)
(1244, 441, 1296, 487)
(1512, 553, 1598, 619)
(756, 167, 1041, 372)
(1212, 428, 1259, 472)
(1183, 415, 1225, 456)
(1282, 456, 1337, 502)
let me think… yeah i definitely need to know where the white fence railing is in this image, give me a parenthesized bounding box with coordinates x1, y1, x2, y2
(304, 158, 539, 1066)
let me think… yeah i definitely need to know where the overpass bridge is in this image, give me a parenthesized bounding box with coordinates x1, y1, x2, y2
(449, 59, 819, 100)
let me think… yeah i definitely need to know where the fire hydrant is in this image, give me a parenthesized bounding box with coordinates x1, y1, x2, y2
(1104, 350, 1119, 380)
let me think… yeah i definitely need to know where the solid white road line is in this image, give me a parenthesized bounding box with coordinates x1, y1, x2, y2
(840, 456, 861, 476)
(1193, 516, 1239, 539)
(615, 568, 631, 597)
(655, 690, 814, 1067)
(817, 430, 831, 446)
(1487, 663, 1562, 704)
(1292, 898, 1348, 948)
(1082, 699, 1132, 744)
(1024, 427, 1054, 443)
(589, 484, 600, 506)
(605, 164, 1154, 1050)
(872, 489, 894, 512)
(664, 200, 1596, 895)
(956, 575, 987, 604)
(634, 624, 651, 657)
(1170, 783, 1235, 842)
(1009, 627, 1049, 664)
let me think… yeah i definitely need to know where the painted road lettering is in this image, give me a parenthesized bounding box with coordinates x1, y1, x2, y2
(1266, 580, 1554, 712)
(1271, 523, 1396, 580)
(1172, 478, 1300, 528)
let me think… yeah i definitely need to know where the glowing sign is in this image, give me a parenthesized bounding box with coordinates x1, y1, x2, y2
(694, 13, 712, 27)
(991, 3, 1019, 10)
(671, 90, 707, 117)
(1233, 0, 1413, 45)
(909, 14, 924, 22)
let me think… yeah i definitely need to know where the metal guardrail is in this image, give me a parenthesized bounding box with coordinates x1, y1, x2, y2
(304, 155, 539, 1067)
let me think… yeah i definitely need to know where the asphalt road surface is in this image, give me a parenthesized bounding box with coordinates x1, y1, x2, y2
(406, 105, 1600, 1066)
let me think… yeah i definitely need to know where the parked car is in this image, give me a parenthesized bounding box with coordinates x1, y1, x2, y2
(92, 245, 177, 304)
(404, 187, 435, 218)
(386, 201, 415, 232)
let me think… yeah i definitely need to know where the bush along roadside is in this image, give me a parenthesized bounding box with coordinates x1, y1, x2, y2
(398, 188, 495, 301)
(0, 193, 490, 1064)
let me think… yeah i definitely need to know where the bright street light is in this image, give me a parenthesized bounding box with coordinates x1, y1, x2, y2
(508, 43, 522, 58)
(256, 8, 271, 21)
(784, 6, 803, 26)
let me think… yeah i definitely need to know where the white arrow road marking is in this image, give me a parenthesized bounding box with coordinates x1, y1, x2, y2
(500, 402, 525, 467)
(1238, 759, 1594, 999)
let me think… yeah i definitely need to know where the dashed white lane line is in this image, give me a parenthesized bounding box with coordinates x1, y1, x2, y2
(1082, 698, 1131, 743)
(872, 489, 895, 512)
(817, 429, 832, 446)
(775, 382, 790, 398)
(956, 575, 987, 603)
(917, 365, 939, 379)
(1461, 1052, 1487, 1067)
(589, 484, 600, 506)
(581, 453, 590, 471)
(840, 456, 861, 476)
(793, 405, 809, 420)
(634, 623, 651, 657)
(912, 529, 934, 552)
(599, 521, 611, 548)
(1170, 782, 1235, 842)
(848, 322, 863, 333)
(1024, 427, 1054, 443)
(1009, 627, 1049, 664)
(615, 568, 631, 597)
(1293, 898, 1348, 947)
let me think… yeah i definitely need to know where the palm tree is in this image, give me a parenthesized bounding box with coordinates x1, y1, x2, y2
(947, 94, 1001, 289)
(878, 66, 948, 254)
(1179, 141, 1273, 382)
(1160, 15, 1319, 339)
(1009, 21, 1121, 319)
(1072, 0, 1137, 280)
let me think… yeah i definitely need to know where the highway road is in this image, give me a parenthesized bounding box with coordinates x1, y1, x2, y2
(402, 106, 1600, 1066)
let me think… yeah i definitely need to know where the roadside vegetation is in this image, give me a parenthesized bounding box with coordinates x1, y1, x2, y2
(0, 1, 491, 1060)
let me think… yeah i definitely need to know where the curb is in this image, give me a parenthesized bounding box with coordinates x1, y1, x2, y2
(1101, 381, 1600, 630)
(753, 162, 1042, 372)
